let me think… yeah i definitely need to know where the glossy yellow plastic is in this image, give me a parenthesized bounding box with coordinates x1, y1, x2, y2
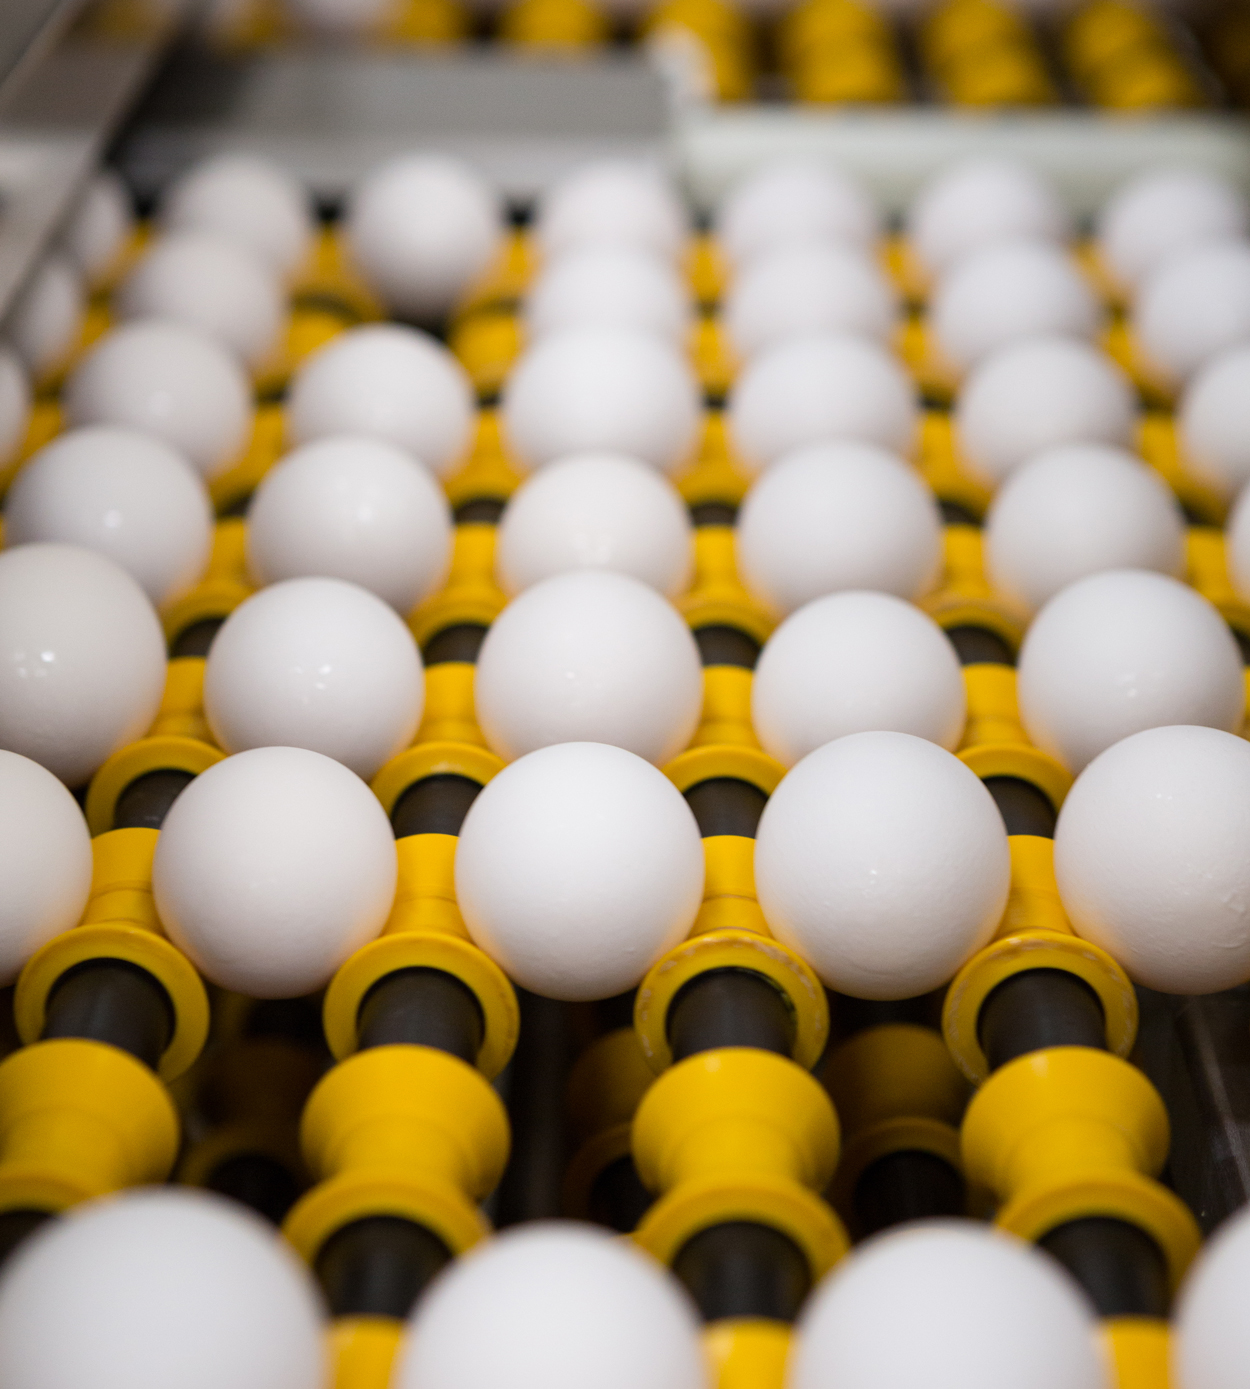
(563, 1028, 655, 1217)
(1138, 412, 1226, 523)
(633, 1048, 848, 1276)
(677, 526, 776, 645)
(149, 658, 215, 743)
(208, 408, 286, 514)
(962, 1047, 1201, 1288)
(15, 828, 210, 1079)
(690, 315, 738, 396)
(85, 729, 223, 835)
(372, 742, 504, 817)
(823, 1023, 968, 1204)
(497, 0, 608, 46)
(1101, 1317, 1171, 1389)
(1187, 526, 1236, 602)
(380, 0, 468, 42)
(663, 744, 785, 797)
(329, 1316, 404, 1389)
(916, 414, 993, 518)
(690, 666, 760, 749)
(704, 1319, 791, 1389)
(675, 415, 752, 511)
(943, 835, 1136, 1082)
(959, 664, 1026, 749)
(0, 1039, 179, 1213)
(958, 741, 1073, 813)
(408, 524, 506, 648)
(415, 664, 487, 747)
(449, 309, 522, 396)
(284, 1044, 509, 1265)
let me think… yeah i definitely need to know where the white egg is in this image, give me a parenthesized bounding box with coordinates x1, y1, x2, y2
(475, 570, 702, 764)
(715, 161, 880, 265)
(0, 750, 92, 985)
(0, 544, 165, 787)
(790, 1221, 1105, 1389)
(160, 154, 314, 277)
(985, 443, 1185, 614)
(5, 426, 213, 606)
(930, 239, 1101, 374)
(1134, 240, 1250, 390)
(456, 743, 703, 1000)
(1017, 569, 1244, 773)
(245, 435, 452, 612)
(396, 1222, 708, 1389)
(496, 452, 692, 596)
(0, 348, 31, 467)
(1175, 1201, 1250, 1389)
(116, 231, 284, 370)
(954, 335, 1136, 486)
(908, 159, 1071, 277)
(1179, 345, 1250, 499)
(63, 319, 252, 480)
(525, 247, 691, 344)
(755, 731, 1011, 998)
(285, 324, 474, 478)
(153, 745, 396, 997)
(204, 577, 423, 780)
(722, 244, 898, 359)
(1097, 167, 1249, 292)
(535, 162, 687, 262)
(501, 327, 701, 474)
(1055, 725, 1250, 994)
(728, 333, 917, 473)
(1226, 483, 1250, 601)
(6, 255, 84, 382)
(752, 592, 967, 766)
(0, 1189, 327, 1389)
(57, 170, 134, 289)
(346, 155, 504, 323)
(735, 440, 942, 613)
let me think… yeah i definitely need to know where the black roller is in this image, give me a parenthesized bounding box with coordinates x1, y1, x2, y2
(830, 991, 945, 1040)
(693, 625, 761, 670)
(206, 1152, 302, 1225)
(1231, 626, 1250, 665)
(218, 492, 252, 519)
(673, 1221, 811, 1322)
(689, 501, 738, 527)
(42, 959, 174, 1070)
(244, 996, 326, 1044)
(668, 968, 795, 1061)
(112, 769, 196, 831)
(169, 618, 224, 659)
(587, 1154, 653, 1233)
(979, 969, 1106, 1072)
(357, 967, 484, 1063)
(852, 1149, 966, 1238)
(945, 625, 1015, 667)
(983, 776, 1057, 838)
(390, 774, 483, 838)
(454, 497, 507, 524)
(423, 624, 488, 665)
(940, 500, 982, 526)
(0, 1210, 52, 1268)
(1040, 1217, 1171, 1318)
(683, 777, 768, 838)
(316, 1215, 452, 1318)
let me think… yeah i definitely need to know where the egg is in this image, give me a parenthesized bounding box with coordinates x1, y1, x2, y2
(728, 333, 917, 473)
(715, 161, 880, 265)
(116, 231, 284, 370)
(57, 170, 134, 289)
(1179, 345, 1250, 499)
(722, 243, 897, 358)
(285, 324, 475, 477)
(0, 348, 31, 467)
(6, 255, 84, 383)
(346, 154, 504, 323)
(534, 162, 687, 263)
(1133, 239, 1250, 390)
(5, 426, 213, 606)
(524, 246, 691, 343)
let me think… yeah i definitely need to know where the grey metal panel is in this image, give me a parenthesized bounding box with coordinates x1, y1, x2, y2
(0, 0, 86, 115)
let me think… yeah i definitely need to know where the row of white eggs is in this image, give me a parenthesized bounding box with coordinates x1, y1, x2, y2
(3, 1184, 1249, 1389)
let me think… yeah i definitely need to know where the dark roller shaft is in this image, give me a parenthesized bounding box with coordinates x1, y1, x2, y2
(42, 959, 174, 1070)
(693, 625, 761, 670)
(683, 777, 768, 838)
(390, 774, 483, 838)
(357, 967, 484, 1063)
(587, 1154, 653, 1233)
(689, 501, 738, 527)
(454, 497, 506, 524)
(112, 769, 196, 831)
(852, 1149, 966, 1238)
(983, 776, 1057, 838)
(316, 1215, 452, 1319)
(945, 625, 1015, 666)
(939, 500, 982, 526)
(422, 624, 487, 665)
(0, 1211, 52, 1268)
(979, 969, 1106, 1072)
(1041, 1217, 1171, 1318)
(206, 1152, 302, 1226)
(169, 618, 224, 659)
(668, 968, 795, 1061)
(673, 1221, 811, 1322)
